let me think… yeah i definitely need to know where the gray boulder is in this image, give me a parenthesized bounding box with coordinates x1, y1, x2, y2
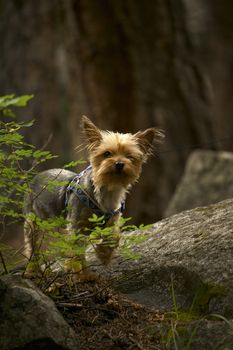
(90, 198, 233, 349)
(93, 198, 233, 315)
(165, 150, 233, 217)
(0, 275, 79, 350)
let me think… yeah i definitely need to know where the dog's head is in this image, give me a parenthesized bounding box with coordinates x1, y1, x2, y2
(81, 116, 164, 190)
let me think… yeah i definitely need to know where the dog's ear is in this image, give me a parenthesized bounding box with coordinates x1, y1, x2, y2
(81, 116, 102, 150)
(134, 127, 165, 159)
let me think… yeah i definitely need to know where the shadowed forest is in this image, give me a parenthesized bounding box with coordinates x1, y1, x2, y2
(1, 1, 233, 226)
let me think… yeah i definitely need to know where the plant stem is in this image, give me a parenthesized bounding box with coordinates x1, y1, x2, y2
(0, 251, 8, 274)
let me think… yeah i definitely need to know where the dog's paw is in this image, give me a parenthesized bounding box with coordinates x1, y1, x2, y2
(72, 270, 99, 283)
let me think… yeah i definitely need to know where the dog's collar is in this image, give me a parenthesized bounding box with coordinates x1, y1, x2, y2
(65, 165, 125, 221)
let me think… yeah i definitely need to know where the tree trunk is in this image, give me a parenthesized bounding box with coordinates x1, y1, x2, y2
(1, 1, 233, 223)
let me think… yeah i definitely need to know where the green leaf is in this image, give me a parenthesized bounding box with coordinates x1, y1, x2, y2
(19, 120, 35, 128)
(0, 133, 23, 144)
(2, 108, 16, 118)
(33, 150, 57, 163)
(0, 95, 34, 108)
(0, 95, 15, 108)
(13, 95, 34, 106)
(14, 149, 33, 158)
(88, 214, 105, 223)
(63, 160, 86, 169)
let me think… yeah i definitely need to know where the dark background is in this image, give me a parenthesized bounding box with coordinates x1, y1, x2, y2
(1, 0, 233, 227)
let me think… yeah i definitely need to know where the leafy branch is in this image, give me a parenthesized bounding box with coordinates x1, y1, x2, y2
(0, 94, 150, 279)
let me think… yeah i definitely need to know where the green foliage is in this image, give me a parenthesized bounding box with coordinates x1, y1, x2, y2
(85, 214, 151, 260)
(0, 94, 151, 277)
(63, 160, 86, 169)
(0, 95, 34, 118)
(0, 94, 56, 223)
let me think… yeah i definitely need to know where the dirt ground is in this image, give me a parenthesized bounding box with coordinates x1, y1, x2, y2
(42, 276, 166, 350)
(0, 230, 168, 349)
(1, 260, 229, 349)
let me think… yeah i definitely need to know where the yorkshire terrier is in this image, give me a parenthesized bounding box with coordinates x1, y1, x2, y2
(23, 116, 164, 280)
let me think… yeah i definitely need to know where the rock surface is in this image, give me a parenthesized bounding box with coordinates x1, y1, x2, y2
(1, 198, 233, 350)
(90, 198, 233, 348)
(91, 198, 233, 317)
(185, 320, 233, 350)
(0, 275, 79, 350)
(165, 150, 233, 217)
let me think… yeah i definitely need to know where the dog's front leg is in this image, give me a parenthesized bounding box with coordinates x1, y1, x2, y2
(94, 213, 121, 265)
(65, 204, 97, 281)
(23, 216, 44, 277)
(64, 230, 88, 281)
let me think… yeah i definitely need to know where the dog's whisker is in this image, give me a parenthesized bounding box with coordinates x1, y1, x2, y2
(74, 142, 87, 153)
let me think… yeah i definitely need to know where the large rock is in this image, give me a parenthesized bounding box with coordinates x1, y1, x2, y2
(91, 198, 233, 316)
(0, 275, 79, 350)
(165, 150, 233, 217)
(90, 198, 233, 349)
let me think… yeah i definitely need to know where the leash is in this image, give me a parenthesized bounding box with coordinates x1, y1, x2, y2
(65, 165, 125, 221)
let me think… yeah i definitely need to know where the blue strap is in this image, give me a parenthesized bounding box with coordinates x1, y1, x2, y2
(65, 166, 124, 220)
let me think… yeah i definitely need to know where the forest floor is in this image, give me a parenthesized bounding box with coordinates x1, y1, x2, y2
(42, 276, 167, 350)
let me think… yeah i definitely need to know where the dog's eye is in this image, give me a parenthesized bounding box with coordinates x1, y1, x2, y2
(127, 155, 135, 161)
(103, 151, 112, 158)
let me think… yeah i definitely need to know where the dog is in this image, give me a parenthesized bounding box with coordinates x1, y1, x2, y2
(23, 116, 164, 280)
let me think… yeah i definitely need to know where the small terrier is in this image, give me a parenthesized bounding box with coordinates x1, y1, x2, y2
(24, 116, 164, 279)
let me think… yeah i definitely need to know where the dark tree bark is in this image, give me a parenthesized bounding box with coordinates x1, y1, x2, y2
(1, 0, 233, 224)
(0, 1, 72, 159)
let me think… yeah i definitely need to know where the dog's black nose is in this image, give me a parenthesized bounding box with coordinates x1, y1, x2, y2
(115, 161, 124, 172)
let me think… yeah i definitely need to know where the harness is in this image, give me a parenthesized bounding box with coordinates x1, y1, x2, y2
(65, 165, 125, 221)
